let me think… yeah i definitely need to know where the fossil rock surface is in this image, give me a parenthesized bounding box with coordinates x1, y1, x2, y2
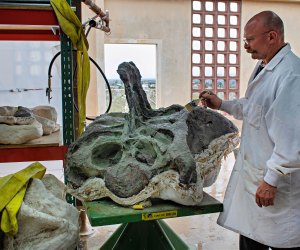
(66, 62, 239, 206)
(0, 105, 60, 144)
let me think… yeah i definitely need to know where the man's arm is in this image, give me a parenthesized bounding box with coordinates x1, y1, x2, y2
(199, 90, 246, 120)
(256, 74, 300, 207)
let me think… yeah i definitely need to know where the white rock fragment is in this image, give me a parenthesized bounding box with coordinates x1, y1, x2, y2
(0, 106, 17, 116)
(0, 120, 43, 144)
(31, 105, 58, 123)
(0, 116, 35, 125)
(34, 115, 60, 135)
(0, 105, 60, 144)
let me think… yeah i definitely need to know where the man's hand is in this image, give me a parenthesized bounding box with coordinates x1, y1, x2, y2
(199, 90, 222, 109)
(255, 180, 277, 207)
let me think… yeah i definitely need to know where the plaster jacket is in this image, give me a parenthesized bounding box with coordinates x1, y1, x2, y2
(217, 43, 300, 248)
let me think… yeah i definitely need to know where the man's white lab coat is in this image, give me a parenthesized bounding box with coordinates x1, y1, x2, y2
(217, 43, 300, 248)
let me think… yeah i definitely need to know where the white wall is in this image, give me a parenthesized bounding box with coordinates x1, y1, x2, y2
(85, 0, 191, 110)
(84, 0, 300, 110)
(240, 1, 300, 96)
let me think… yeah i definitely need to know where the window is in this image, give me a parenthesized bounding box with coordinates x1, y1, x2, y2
(104, 44, 157, 112)
(191, 1, 241, 101)
(0, 41, 62, 124)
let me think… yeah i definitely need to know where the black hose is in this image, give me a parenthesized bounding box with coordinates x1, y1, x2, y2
(47, 50, 112, 119)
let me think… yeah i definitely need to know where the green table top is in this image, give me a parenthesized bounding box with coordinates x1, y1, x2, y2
(84, 192, 223, 227)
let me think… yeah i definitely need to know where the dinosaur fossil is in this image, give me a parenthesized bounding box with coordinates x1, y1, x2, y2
(65, 62, 239, 206)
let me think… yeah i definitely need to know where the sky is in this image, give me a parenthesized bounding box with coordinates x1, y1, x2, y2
(104, 44, 156, 79)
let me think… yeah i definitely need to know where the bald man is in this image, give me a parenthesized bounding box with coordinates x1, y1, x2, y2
(200, 11, 300, 250)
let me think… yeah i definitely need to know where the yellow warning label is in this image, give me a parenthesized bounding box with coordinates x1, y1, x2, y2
(142, 210, 177, 221)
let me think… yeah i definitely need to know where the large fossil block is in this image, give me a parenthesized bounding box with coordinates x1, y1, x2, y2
(66, 62, 239, 206)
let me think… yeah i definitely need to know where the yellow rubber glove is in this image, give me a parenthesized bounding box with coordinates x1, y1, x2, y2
(51, 0, 90, 135)
(0, 162, 46, 236)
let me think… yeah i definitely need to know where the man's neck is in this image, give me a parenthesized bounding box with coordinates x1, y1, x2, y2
(263, 43, 287, 64)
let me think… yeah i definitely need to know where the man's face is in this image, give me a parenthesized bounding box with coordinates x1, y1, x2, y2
(243, 21, 270, 61)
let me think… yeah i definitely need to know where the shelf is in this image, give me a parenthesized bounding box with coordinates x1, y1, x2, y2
(0, 5, 59, 41)
(0, 130, 68, 162)
(0, 145, 68, 163)
(0, 130, 61, 149)
(0, 0, 74, 164)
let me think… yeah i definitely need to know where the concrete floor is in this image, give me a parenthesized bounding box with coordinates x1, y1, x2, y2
(0, 152, 240, 250)
(78, 152, 239, 250)
(0, 117, 242, 250)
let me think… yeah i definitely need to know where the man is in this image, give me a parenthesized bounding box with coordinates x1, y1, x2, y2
(200, 11, 300, 250)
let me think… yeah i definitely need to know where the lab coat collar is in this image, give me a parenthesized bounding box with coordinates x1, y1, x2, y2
(246, 43, 291, 97)
(264, 43, 291, 71)
(250, 43, 291, 80)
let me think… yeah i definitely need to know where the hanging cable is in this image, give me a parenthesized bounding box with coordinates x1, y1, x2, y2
(47, 5, 112, 120)
(47, 50, 112, 118)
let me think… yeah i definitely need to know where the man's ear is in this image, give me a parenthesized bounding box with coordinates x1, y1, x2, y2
(268, 31, 278, 44)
